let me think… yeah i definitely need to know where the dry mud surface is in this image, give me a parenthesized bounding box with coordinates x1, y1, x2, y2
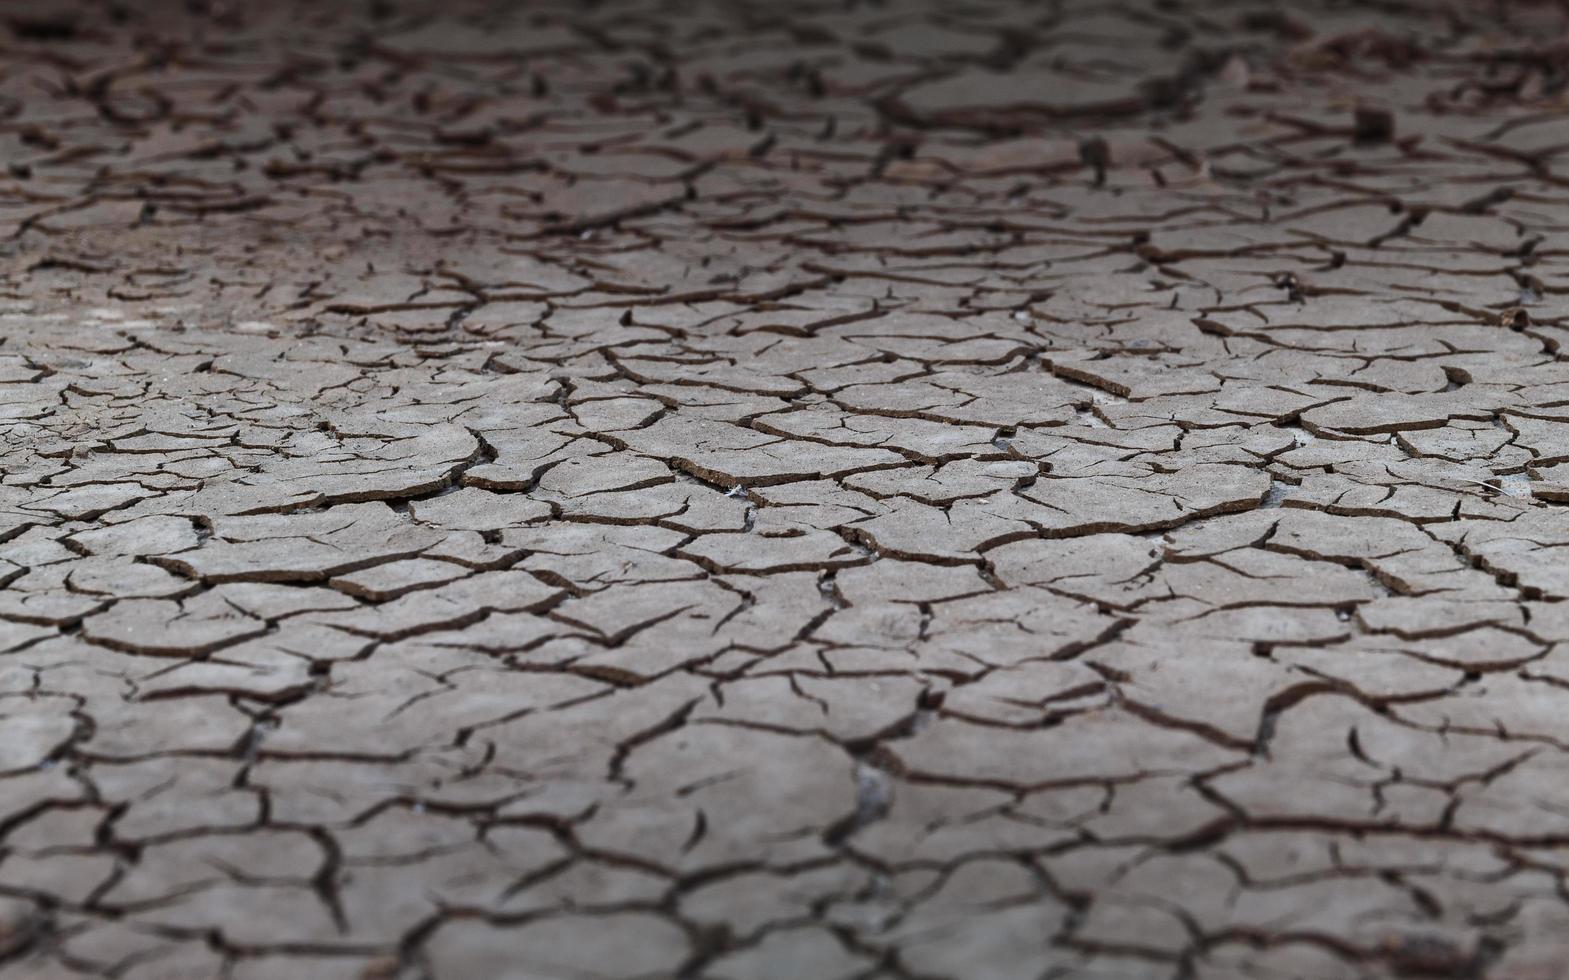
(4, 0, 1569, 977)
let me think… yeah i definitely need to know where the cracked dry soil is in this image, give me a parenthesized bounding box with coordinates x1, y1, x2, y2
(5, 0, 1569, 977)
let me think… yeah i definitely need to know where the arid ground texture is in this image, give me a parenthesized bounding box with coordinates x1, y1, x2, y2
(3, 0, 1569, 977)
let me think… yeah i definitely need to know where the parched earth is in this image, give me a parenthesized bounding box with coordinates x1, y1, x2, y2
(6, 0, 1569, 977)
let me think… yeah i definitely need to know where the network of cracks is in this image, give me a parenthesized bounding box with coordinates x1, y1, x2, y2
(3, 0, 1569, 977)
